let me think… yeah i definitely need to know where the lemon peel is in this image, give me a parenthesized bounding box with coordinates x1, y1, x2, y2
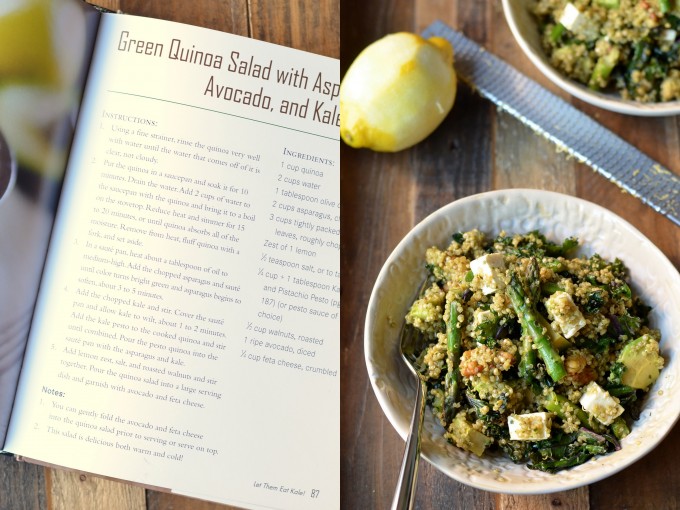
(340, 32, 457, 152)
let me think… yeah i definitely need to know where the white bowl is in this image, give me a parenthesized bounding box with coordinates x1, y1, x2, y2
(364, 189, 680, 494)
(502, 0, 680, 116)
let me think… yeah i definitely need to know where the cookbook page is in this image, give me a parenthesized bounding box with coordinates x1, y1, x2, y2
(0, 0, 101, 445)
(5, 13, 339, 510)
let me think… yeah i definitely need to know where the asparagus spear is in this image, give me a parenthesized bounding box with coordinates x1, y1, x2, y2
(543, 391, 596, 429)
(526, 257, 541, 304)
(611, 417, 630, 439)
(518, 330, 538, 380)
(518, 258, 540, 379)
(507, 272, 567, 383)
(588, 46, 620, 90)
(443, 296, 462, 425)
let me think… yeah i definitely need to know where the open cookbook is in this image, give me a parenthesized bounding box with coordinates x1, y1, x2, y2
(0, 1, 339, 509)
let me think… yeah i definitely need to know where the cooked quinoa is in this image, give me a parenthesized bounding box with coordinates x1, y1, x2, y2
(405, 229, 664, 472)
(531, 0, 680, 102)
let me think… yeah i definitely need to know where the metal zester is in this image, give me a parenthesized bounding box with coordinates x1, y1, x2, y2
(423, 20, 680, 227)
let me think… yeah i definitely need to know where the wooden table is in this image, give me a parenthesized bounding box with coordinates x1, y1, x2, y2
(341, 1, 680, 510)
(0, 1, 338, 509)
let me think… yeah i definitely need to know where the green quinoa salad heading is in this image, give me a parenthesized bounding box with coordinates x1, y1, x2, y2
(405, 230, 664, 472)
(531, 0, 680, 102)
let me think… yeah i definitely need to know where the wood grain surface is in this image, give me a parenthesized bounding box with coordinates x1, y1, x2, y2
(0, 1, 337, 510)
(340, 1, 680, 510)
(3, 0, 680, 509)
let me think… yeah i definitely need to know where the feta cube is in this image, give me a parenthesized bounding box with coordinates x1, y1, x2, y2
(558, 3, 599, 39)
(544, 291, 586, 339)
(579, 381, 624, 426)
(470, 253, 506, 295)
(508, 412, 552, 441)
(559, 3, 582, 30)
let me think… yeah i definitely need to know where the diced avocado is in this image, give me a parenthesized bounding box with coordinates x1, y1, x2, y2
(405, 283, 445, 333)
(446, 412, 492, 456)
(469, 374, 516, 412)
(470, 373, 492, 395)
(618, 334, 664, 389)
(537, 313, 572, 351)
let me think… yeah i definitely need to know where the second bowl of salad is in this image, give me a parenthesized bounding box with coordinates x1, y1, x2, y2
(503, 0, 680, 115)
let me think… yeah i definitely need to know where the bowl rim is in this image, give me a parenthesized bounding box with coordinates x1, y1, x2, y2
(501, 0, 680, 117)
(0, 130, 16, 206)
(364, 188, 680, 494)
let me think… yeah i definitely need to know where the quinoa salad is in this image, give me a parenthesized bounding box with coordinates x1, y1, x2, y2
(531, 0, 680, 102)
(405, 229, 664, 472)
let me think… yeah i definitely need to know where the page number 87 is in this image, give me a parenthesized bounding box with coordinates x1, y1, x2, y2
(310, 489, 320, 498)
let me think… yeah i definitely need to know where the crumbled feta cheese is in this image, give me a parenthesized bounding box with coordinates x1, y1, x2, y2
(473, 308, 495, 328)
(508, 412, 552, 441)
(544, 291, 586, 339)
(559, 3, 581, 29)
(660, 29, 677, 44)
(558, 3, 599, 39)
(470, 253, 506, 295)
(579, 381, 624, 426)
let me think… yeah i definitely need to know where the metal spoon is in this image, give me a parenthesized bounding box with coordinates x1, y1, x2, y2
(391, 284, 430, 510)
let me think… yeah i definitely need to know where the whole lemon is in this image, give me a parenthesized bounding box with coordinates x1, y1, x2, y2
(340, 32, 456, 152)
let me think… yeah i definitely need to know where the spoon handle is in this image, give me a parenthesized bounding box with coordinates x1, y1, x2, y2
(391, 378, 427, 510)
